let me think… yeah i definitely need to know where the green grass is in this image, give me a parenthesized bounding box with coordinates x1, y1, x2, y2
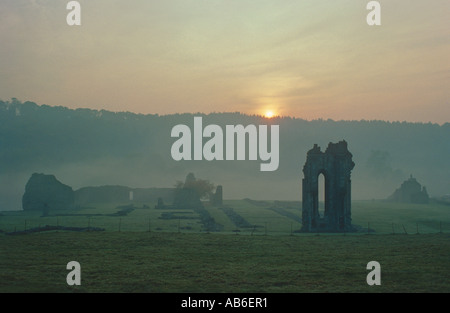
(1, 199, 449, 292)
(1, 232, 448, 292)
(1, 200, 449, 235)
(351, 200, 450, 234)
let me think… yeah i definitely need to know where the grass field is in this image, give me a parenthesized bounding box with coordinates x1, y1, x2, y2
(0, 200, 449, 292)
(1, 200, 449, 235)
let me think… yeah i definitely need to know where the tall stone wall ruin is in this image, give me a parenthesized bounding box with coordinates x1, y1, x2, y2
(301, 140, 355, 232)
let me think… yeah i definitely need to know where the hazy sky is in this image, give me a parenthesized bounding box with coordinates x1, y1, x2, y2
(1, 0, 449, 123)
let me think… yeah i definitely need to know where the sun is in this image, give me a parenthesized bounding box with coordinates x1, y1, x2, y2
(264, 110, 275, 118)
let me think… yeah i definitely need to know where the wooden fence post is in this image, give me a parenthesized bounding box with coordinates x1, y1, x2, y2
(402, 224, 407, 234)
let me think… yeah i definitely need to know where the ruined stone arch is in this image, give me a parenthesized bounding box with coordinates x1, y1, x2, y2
(301, 141, 355, 232)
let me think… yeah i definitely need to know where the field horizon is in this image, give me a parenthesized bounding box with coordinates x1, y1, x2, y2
(1, 199, 450, 235)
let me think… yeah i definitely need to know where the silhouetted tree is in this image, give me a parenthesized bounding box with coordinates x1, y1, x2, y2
(173, 173, 215, 209)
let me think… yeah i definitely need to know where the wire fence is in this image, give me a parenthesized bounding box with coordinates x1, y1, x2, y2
(1, 216, 448, 236)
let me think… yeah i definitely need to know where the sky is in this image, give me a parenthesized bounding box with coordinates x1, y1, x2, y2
(1, 0, 449, 124)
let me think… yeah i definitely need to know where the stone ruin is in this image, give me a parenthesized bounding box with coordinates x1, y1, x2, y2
(389, 175, 429, 204)
(22, 173, 75, 212)
(211, 185, 223, 206)
(301, 140, 356, 232)
(154, 197, 166, 209)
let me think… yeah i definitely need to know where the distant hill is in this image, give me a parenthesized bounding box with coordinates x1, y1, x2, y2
(1, 98, 449, 210)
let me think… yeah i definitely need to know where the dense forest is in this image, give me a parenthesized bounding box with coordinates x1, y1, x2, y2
(1, 99, 449, 210)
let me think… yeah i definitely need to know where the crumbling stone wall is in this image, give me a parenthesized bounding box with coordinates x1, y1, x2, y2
(22, 173, 74, 211)
(301, 141, 355, 232)
(211, 185, 223, 206)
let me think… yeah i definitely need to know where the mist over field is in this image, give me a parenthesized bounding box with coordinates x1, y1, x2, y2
(1, 99, 449, 211)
